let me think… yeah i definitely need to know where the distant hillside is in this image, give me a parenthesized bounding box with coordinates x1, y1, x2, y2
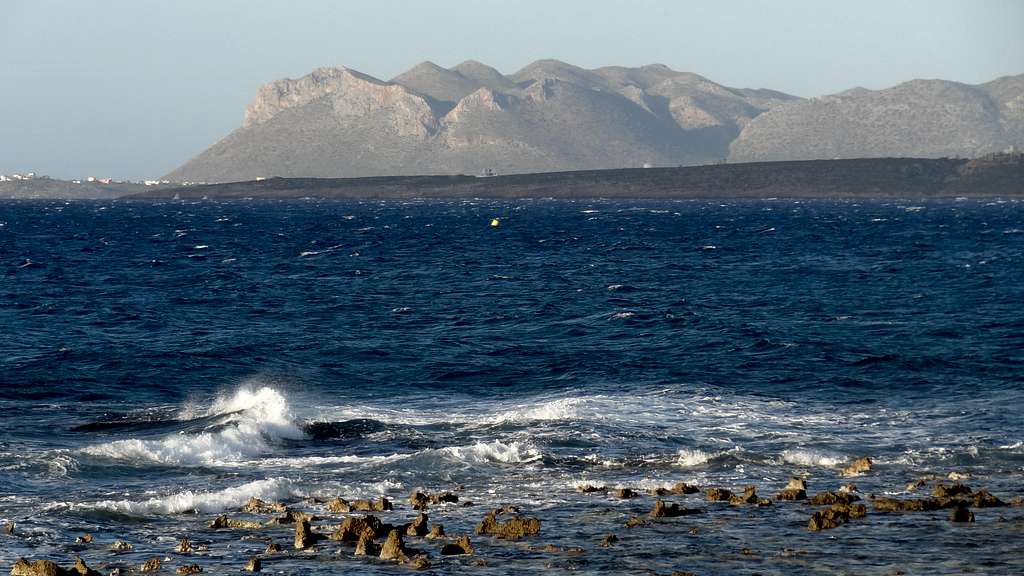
(730, 75, 1024, 161)
(164, 60, 1022, 183)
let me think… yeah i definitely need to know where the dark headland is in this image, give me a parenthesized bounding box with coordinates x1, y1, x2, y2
(130, 155, 1023, 200)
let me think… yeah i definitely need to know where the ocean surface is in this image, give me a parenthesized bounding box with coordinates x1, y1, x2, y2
(1, 198, 1022, 575)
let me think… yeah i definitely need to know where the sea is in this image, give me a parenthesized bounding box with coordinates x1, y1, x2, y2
(1, 198, 1022, 575)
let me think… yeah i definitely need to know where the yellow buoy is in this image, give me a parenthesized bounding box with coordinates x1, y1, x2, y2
(490, 218, 500, 227)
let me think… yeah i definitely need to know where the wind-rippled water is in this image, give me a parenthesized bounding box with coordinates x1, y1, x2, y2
(1, 198, 1023, 575)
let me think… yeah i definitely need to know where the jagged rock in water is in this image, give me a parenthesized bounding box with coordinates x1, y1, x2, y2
(73, 534, 91, 544)
(475, 508, 541, 540)
(3, 522, 14, 536)
(294, 519, 317, 549)
(426, 524, 445, 539)
(264, 542, 281, 553)
(265, 510, 314, 526)
(807, 508, 848, 531)
(208, 515, 262, 530)
(671, 482, 701, 495)
(379, 529, 408, 562)
(326, 497, 351, 513)
(615, 488, 638, 499)
(624, 517, 647, 528)
(71, 558, 100, 576)
(354, 531, 379, 556)
(351, 497, 392, 512)
(808, 491, 860, 506)
(330, 515, 387, 542)
(406, 513, 429, 537)
(933, 483, 972, 498)
(10, 559, 66, 576)
(409, 490, 429, 511)
(578, 484, 608, 494)
(110, 540, 133, 552)
(832, 503, 867, 519)
(950, 504, 975, 523)
(243, 557, 261, 572)
(839, 457, 873, 477)
(705, 487, 733, 502)
(440, 535, 474, 555)
(970, 490, 1006, 508)
(240, 497, 287, 514)
(600, 533, 619, 547)
(430, 492, 459, 505)
(139, 559, 161, 573)
(872, 497, 941, 512)
(649, 499, 703, 518)
(175, 537, 193, 553)
(175, 565, 202, 575)
(729, 485, 771, 506)
(406, 555, 431, 570)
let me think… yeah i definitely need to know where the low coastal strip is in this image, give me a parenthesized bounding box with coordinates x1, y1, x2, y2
(7, 460, 1024, 575)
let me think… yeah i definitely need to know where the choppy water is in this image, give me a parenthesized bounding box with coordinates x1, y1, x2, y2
(1, 198, 1023, 575)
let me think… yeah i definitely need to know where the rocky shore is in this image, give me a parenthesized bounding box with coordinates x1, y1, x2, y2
(8, 456, 1023, 575)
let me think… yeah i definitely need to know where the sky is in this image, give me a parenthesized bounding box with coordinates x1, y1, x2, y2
(2, 0, 1022, 180)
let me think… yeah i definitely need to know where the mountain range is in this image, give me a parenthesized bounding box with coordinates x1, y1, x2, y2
(165, 60, 1023, 183)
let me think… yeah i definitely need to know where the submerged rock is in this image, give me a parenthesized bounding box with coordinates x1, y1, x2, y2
(600, 533, 619, 547)
(73, 534, 92, 544)
(3, 522, 14, 536)
(441, 535, 474, 555)
(243, 557, 261, 572)
(264, 542, 281, 553)
(406, 555, 431, 570)
(872, 497, 941, 512)
(577, 484, 608, 494)
(950, 504, 975, 523)
(671, 482, 701, 495)
(840, 456, 873, 477)
(475, 508, 541, 540)
(624, 517, 647, 528)
(970, 489, 1006, 508)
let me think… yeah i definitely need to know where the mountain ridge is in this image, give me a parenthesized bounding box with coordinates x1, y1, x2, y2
(165, 60, 1023, 183)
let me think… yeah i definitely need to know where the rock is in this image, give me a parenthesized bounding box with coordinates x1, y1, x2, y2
(671, 482, 700, 495)
(832, 502, 867, 519)
(71, 558, 100, 576)
(265, 510, 314, 526)
(3, 523, 14, 536)
(933, 483, 972, 498)
(430, 492, 459, 505)
(240, 497, 286, 514)
(1011, 496, 1024, 507)
(649, 487, 670, 496)
(354, 531, 379, 556)
(705, 487, 733, 502)
(807, 508, 848, 531)
(906, 478, 928, 492)
(426, 524, 445, 539)
(264, 542, 281, 553)
(175, 537, 193, 553)
(600, 533, 618, 547)
(74, 534, 92, 544)
(139, 559, 161, 573)
(614, 488, 638, 499)
(475, 508, 541, 540)
(409, 491, 429, 511)
(624, 516, 647, 528)
(948, 471, 972, 480)
(405, 555, 431, 570)
(950, 504, 975, 523)
(326, 497, 351, 513)
(10, 559, 66, 576)
(971, 490, 1006, 508)
(775, 488, 807, 501)
(649, 499, 703, 518)
(785, 477, 807, 491)
(243, 557, 261, 572)
(330, 515, 387, 542)
(838, 483, 858, 494)
(175, 566, 201, 575)
(871, 497, 941, 512)
(840, 457, 872, 477)
(110, 540, 133, 552)
(379, 529, 407, 562)
(351, 497, 392, 512)
(440, 535, 474, 555)
(294, 519, 318, 549)
(208, 515, 262, 530)
(808, 491, 859, 505)
(406, 513, 429, 537)
(729, 486, 770, 506)
(577, 484, 607, 494)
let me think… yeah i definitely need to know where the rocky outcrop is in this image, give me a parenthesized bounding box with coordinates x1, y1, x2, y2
(650, 499, 703, 518)
(840, 457, 873, 477)
(240, 497, 286, 514)
(475, 508, 541, 540)
(379, 529, 408, 562)
(441, 535, 474, 555)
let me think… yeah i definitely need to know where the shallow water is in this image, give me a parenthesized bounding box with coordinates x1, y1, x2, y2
(1, 198, 1023, 574)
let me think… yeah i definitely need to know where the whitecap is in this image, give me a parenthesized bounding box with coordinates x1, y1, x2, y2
(780, 449, 845, 468)
(70, 477, 296, 516)
(676, 448, 714, 467)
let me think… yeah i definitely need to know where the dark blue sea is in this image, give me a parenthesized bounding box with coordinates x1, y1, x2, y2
(1, 198, 1023, 575)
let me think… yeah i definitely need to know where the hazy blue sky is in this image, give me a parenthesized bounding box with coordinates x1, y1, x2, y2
(2, 0, 1022, 180)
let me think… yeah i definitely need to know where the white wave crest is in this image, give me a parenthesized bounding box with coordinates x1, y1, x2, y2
(73, 477, 296, 516)
(492, 398, 582, 424)
(437, 441, 541, 465)
(83, 386, 304, 466)
(676, 448, 714, 467)
(781, 449, 845, 468)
